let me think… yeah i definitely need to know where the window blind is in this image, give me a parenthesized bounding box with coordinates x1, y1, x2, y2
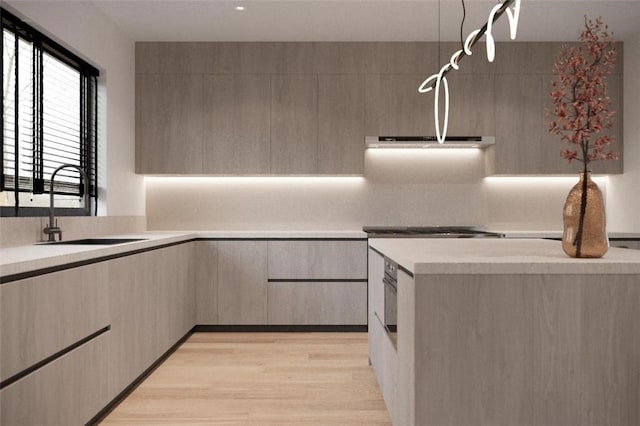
(1, 8, 98, 215)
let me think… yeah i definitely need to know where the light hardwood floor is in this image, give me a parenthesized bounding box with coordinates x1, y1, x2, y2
(101, 332, 391, 425)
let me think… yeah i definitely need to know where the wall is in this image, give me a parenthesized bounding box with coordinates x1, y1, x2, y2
(608, 31, 640, 232)
(3, 1, 144, 217)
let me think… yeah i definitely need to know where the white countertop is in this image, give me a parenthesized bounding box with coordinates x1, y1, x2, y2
(0, 230, 367, 278)
(368, 238, 640, 275)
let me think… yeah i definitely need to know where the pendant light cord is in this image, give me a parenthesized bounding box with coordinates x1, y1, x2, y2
(460, 0, 466, 51)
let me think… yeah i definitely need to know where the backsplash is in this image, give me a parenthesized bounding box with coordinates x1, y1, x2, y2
(145, 149, 575, 232)
(0, 216, 146, 248)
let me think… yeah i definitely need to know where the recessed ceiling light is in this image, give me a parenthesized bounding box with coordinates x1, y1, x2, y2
(235, 6, 245, 11)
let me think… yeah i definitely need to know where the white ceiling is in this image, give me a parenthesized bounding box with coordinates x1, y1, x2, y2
(9, 0, 640, 42)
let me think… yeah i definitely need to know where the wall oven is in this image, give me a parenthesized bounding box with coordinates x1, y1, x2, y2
(383, 256, 398, 348)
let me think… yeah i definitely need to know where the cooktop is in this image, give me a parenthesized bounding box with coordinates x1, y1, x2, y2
(362, 226, 505, 238)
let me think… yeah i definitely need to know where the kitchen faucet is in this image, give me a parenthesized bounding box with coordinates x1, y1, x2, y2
(43, 164, 89, 242)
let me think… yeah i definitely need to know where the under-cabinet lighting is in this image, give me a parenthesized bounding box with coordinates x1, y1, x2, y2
(235, 6, 246, 11)
(145, 176, 365, 185)
(484, 176, 610, 187)
(366, 148, 482, 159)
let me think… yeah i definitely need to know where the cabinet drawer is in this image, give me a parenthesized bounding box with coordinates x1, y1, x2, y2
(268, 240, 367, 279)
(1, 332, 109, 426)
(267, 281, 367, 325)
(0, 263, 109, 381)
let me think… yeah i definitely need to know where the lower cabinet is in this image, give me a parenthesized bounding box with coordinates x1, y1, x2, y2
(107, 243, 195, 400)
(0, 237, 366, 424)
(368, 247, 415, 426)
(197, 238, 368, 326)
(267, 281, 366, 325)
(0, 262, 110, 426)
(0, 242, 195, 425)
(0, 334, 109, 426)
(217, 240, 268, 324)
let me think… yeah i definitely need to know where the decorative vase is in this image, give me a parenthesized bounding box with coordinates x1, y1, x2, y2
(562, 171, 608, 258)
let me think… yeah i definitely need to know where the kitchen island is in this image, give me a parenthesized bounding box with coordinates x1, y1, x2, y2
(368, 238, 640, 426)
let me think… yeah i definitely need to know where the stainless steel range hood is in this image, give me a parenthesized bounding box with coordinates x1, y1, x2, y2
(365, 136, 495, 149)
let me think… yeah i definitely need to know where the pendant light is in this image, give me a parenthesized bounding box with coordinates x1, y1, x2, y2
(419, 0, 522, 144)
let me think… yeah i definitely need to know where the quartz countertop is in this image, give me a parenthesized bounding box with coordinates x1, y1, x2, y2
(368, 238, 640, 276)
(0, 230, 367, 279)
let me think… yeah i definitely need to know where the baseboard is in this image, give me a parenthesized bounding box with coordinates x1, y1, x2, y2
(193, 324, 368, 332)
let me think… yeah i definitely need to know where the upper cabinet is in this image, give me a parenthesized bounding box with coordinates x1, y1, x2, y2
(489, 42, 623, 175)
(271, 74, 318, 174)
(202, 74, 271, 174)
(136, 74, 204, 174)
(318, 74, 365, 174)
(136, 42, 624, 176)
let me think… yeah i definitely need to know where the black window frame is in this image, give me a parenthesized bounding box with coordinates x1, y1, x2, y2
(1, 7, 99, 217)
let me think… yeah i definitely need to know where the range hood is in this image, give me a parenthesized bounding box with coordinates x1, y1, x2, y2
(365, 136, 495, 149)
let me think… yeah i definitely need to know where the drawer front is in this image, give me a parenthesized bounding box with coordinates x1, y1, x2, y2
(267, 240, 367, 279)
(267, 281, 367, 325)
(1, 333, 109, 426)
(1, 262, 109, 381)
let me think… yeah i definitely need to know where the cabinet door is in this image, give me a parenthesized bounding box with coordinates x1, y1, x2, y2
(365, 74, 435, 136)
(493, 74, 544, 174)
(270, 75, 318, 174)
(318, 74, 365, 174)
(217, 241, 268, 324)
(136, 74, 204, 173)
(107, 252, 159, 399)
(446, 73, 496, 136)
(107, 243, 195, 400)
(203, 75, 271, 174)
(1, 334, 109, 426)
(195, 241, 218, 324)
(268, 240, 367, 280)
(1, 263, 109, 381)
(267, 281, 367, 325)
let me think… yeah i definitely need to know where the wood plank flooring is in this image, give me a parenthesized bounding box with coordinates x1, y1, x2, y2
(101, 332, 391, 425)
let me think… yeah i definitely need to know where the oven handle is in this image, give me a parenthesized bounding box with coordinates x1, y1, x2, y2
(383, 276, 397, 292)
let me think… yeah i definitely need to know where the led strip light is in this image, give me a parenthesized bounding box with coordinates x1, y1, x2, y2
(419, 0, 521, 144)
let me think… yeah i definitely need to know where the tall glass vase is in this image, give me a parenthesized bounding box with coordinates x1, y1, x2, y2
(562, 171, 608, 258)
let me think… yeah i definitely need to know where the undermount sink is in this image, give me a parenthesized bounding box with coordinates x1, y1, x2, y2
(41, 238, 147, 245)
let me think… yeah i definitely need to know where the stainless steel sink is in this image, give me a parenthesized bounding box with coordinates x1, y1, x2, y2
(41, 238, 147, 245)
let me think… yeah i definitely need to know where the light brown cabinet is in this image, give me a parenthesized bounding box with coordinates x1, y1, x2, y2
(194, 241, 218, 324)
(365, 74, 435, 136)
(318, 74, 365, 174)
(135, 74, 204, 174)
(136, 41, 624, 176)
(490, 42, 624, 175)
(267, 281, 366, 325)
(270, 74, 319, 174)
(107, 243, 195, 400)
(267, 240, 368, 326)
(0, 263, 110, 426)
(267, 240, 367, 280)
(203, 75, 271, 174)
(0, 263, 109, 382)
(1, 334, 109, 426)
(217, 240, 268, 324)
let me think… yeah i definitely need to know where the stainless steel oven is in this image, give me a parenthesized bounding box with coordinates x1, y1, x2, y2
(383, 256, 398, 348)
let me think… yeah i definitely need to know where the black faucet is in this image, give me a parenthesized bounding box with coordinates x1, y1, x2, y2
(43, 164, 89, 242)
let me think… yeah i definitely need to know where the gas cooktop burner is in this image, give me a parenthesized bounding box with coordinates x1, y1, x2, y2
(363, 226, 505, 238)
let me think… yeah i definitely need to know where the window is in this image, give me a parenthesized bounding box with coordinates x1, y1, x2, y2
(1, 8, 99, 217)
